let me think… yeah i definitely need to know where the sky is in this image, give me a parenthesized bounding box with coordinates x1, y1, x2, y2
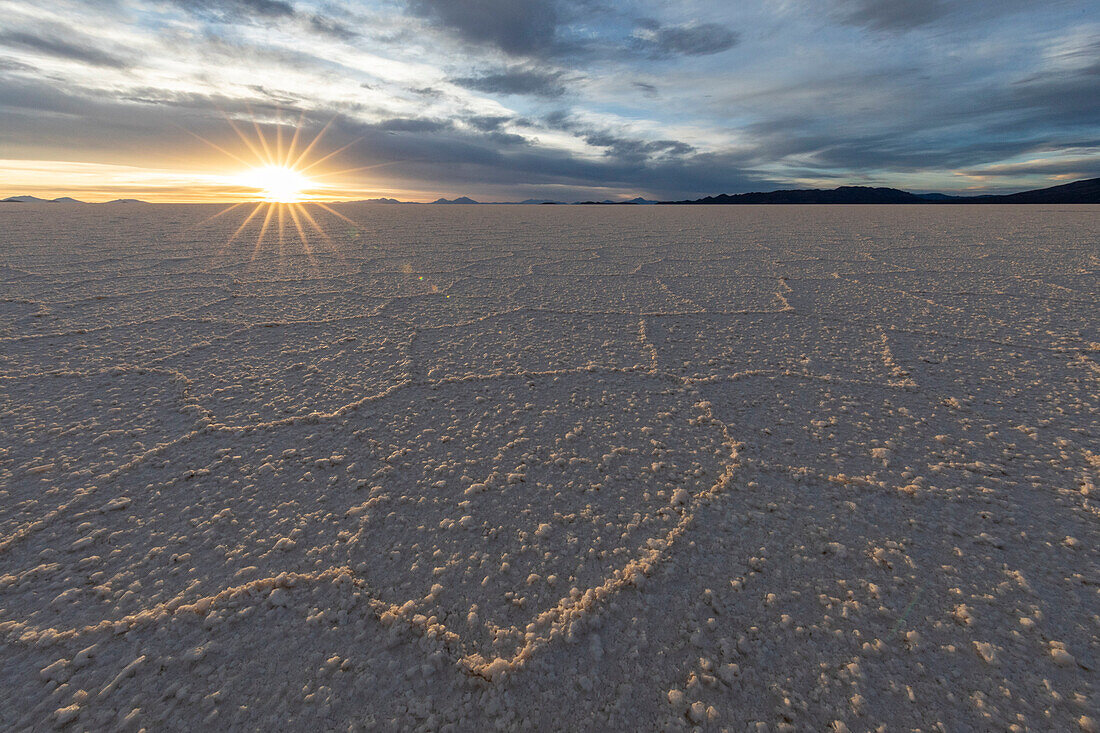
(1, 0, 1098, 202)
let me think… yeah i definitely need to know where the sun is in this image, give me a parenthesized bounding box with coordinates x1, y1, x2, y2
(238, 164, 312, 203)
(186, 111, 371, 265)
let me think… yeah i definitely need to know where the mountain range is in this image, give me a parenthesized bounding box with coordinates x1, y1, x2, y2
(2, 195, 86, 203)
(665, 177, 1099, 204)
(354, 179, 1098, 205)
(1, 196, 147, 204)
(3, 177, 1097, 206)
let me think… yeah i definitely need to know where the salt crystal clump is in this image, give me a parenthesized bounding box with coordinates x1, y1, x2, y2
(54, 704, 80, 726)
(718, 663, 740, 685)
(973, 641, 996, 664)
(1050, 643, 1076, 667)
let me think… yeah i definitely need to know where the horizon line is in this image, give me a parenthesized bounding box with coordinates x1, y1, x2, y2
(3, 175, 1097, 206)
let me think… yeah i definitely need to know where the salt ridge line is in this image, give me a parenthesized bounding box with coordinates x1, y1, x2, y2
(804, 309, 1092, 354)
(0, 429, 206, 554)
(876, 328, 920, 390)
(9, 371, 1039, 683)
(638, 319, 660, 373)
(830, 270, 1071, 346)
(0, 297, 234, 343)
(6, 285, 763, 633)
(0, 362, 926, 578)
(1, 398, 745, 686)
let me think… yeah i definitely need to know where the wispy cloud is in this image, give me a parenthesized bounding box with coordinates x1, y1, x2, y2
(0, 29, 131, 68)
(452, 67, 570, 98)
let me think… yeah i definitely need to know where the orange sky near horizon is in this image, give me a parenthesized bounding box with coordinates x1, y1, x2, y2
(0, 158, 427, 203)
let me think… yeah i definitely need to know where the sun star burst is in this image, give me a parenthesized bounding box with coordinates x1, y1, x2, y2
(185, 110, 367, 264)
(239, 165, 312, 203)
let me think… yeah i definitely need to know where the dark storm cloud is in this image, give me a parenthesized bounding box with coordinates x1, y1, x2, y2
(0, 30, 131, 69)
(634, 21, 740, 58)
(452, 68, 568, 97)
(408, 0, 561, 56)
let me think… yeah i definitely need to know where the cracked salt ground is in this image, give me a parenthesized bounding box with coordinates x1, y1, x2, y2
(1, 204, 1097, 731)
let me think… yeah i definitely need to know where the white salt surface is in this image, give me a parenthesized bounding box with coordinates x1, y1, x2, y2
(1, 203, 1098, 730)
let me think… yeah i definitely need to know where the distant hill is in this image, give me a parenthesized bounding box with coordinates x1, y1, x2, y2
(2, 195, 151, 203)
(671, 186, 930, 205)
(2, 195, 50, 203)
(576, 197, 661, 205)
(348, 197, 405, 204)
(667, 178, 1100, 204)
(914, 192, 963, 201)
(2, 195, 87, 203)
(956, 177, 1100, 203)
(431, 196, 479, 204)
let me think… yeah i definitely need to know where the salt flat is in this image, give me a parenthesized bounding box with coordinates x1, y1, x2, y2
(1, 204, 1097, 731)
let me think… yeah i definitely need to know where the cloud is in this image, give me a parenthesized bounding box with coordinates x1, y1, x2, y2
(962, 154, 1100, 177)
(408, 2, 736, 62)
(408, 0, 561, 56)
(0, 74, 764, 199)
(1004, 42, 1100, 128)
(176, 0, 295, 19)
(833, 0, 947, 31)
(466, 115, 515, 131)
(832, 0, 1041, 32)
(452, 67, 568, 97)
(0, 30, 131, 68)
(582, 130, 696, 161)
(308, 14, 358, 40)
(379, 118, 452, 133)
(634, 22, 739, 58)
(167, 0, 364, 43)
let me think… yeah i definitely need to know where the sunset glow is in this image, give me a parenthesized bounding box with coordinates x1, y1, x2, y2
(237, 165, 313, 203)
(177, 114, 368, 262)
